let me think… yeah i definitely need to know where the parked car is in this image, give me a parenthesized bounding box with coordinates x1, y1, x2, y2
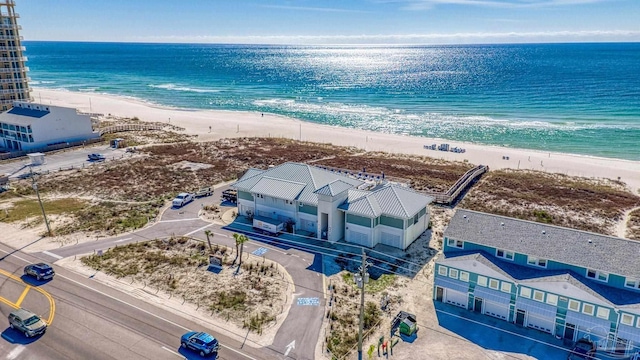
(172, 192, 194, 208)
(87, 153, 105, 161)
(567, 338, 596, 360)
(180, 331, 219, 357)
(8, 308, 47, 338)
(24, 263, 55, 281)
(195, 186, 213, 198)
(221, 189, 237, 203)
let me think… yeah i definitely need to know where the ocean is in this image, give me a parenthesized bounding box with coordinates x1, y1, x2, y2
(24, 42, 640, 160)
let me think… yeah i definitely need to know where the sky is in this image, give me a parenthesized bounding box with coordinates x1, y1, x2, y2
(15, 0, 640, 45)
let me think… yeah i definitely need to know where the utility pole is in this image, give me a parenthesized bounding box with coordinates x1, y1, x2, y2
(357, 248, 370, 360)
(30, 167, 51, 236)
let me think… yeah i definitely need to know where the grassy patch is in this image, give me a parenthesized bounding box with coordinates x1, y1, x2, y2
(461, 169, 640, 235)
(0, 198, 86, 223)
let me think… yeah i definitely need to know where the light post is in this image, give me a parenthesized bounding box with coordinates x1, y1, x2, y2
(30, 167, 51, 236)
(356, 248, 371, 360)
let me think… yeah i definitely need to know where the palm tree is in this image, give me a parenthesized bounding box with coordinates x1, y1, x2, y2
(204, 230, 213, 253)
(232, 233, 249, 268)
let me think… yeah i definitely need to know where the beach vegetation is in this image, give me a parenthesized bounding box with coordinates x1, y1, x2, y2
(627, 209, 640, 240)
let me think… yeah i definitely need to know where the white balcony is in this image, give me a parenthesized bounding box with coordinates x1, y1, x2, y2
(0, 56, 26, 62)
(0, 46, 24, 51)
(0, 24, 20, 30)
(0, 35, 22, 41)
(0, 67, 28, 73)
(0, 89, 28, 94)
(0, 77, 28, 83)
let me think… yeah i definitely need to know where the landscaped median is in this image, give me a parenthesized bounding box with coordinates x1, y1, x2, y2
(75, 236, 293, 339)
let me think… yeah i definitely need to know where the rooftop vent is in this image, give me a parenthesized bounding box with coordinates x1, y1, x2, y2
(463, 215, 467, 219)
(500, 222, 505, 226)
(588, 239, 593, 244)
(542, 231, 546, 234)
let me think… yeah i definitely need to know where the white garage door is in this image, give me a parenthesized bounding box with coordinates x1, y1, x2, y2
(445, 289, 468, 309)
(484, 300, 509, 320)
(380, 232, 402, 249)
(347, 230, 370, 247)
(527, 313, 555, 334)
(299, 219, 316, 232)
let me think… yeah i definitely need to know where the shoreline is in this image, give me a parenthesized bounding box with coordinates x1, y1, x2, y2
(33, 87, 640, 193)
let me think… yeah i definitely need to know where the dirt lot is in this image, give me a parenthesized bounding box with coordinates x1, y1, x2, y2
(81, 236, 289, 334)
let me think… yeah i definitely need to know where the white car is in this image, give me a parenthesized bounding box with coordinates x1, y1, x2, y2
(172, 193, 194, 208)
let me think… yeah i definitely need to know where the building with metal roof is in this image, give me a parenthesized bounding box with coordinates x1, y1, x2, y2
(434, 209, 640, 356)
(0, 101, 98, 151)
(232, 162, 434, 250)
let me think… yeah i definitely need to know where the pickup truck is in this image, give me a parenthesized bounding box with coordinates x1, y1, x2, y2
(87, 153, 106, 161)
(195, 187, 213, 198)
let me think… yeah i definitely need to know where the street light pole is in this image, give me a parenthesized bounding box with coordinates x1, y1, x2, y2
(357, 248, 370, 360)
(30, 167, 51, 236)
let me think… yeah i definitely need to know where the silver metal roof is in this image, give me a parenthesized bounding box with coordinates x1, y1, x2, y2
(232, 162, 363, 205)
(314, 180, 354, 197)
(340, 184, 433, 219)
(445, 209, 640, 279)
(250, 177, 306, 201)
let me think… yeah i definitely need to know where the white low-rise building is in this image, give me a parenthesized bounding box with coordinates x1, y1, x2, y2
(0, 101, 99, 151)
(233, 162, 434, 250)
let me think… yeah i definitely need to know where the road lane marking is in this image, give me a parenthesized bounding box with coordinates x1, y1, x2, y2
(184, 223, 213, 236)
(0, 268, 56, 325)
(6, 345, 25, 360)
(54, 272, 257, 360)
(161, 346, 186, 359)
(15, 285, 31, 307)
(159, 218, 201, 223)
(42, 250, 63, 260)
(213, 232, 228, 237)
(115, 237, 133, 243)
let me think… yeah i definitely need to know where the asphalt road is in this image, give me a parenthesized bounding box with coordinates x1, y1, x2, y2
(1, 241, 282, 360)
(36, 186, 326, 360)
(0, 144, 128, 179)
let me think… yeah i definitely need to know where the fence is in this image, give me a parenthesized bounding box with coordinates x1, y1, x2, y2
(99, 123, 164, 136)
(0, 137, 104, 161)
(422, 164, 489, 205)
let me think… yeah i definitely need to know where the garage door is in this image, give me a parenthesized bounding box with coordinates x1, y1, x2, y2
(347, 230, 370, 247)
(527, 313, 555, 334)
(445, 289, 468, 309)
(380, 232, 402, 249)
(299, 219, 316, 232)
(484, 300, 509, 320)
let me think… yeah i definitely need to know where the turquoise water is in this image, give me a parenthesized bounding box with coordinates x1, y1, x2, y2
(24, 42, 640, 160)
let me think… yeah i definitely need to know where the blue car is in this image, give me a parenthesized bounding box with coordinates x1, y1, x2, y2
(24, 263, 55, 281)
(181, 331, 219, 357)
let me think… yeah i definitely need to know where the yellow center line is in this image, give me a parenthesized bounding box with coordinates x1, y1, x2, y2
(15, 285, 31, 307)
(0, 268, 56, 325)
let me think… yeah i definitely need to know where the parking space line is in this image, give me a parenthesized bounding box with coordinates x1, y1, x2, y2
(159, 218, 201, 223)
(15, 285, 31, 307)
(42, 250, 63, 260)
(161, 346, 186, 359)
(184, 223, 213, 236)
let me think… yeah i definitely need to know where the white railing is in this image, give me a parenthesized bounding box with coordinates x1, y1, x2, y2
(0, 56, 26, 62)
(0, 35, 22, 40)
(0, 67, 28, 73)
(0, 46, 24, 51)
(0, 24, 20, 30)
(0, 77, 29, 83)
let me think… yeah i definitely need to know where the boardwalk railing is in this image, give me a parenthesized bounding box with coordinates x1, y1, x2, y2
(99, 124, 164, 136)
(423, 164, 489, 205)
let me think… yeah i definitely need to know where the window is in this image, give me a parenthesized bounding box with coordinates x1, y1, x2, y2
(527, 256, 547, 268)
(596, 307, 610, 320)
(586, 269, 608, 282)
(546, 294, 558, 306)
(500, 282, 511, 293)
(459, 271, 469, 282)
(496, 249, 514, 260)
(621, 313, 634, 326)
(637, 317, 640, 329)
(582, 303, 595, 316)
(448, 268, 459, 279)
(520, 287, 531, 299)
(568, 299, 580, 312)
(625, 278, 640, 289)
(477, 276, 487, 287)
(489, 279, 499, 290)
(447, 239, 464, 249)
(533, 290, 544, 302)
(438, 266, 448, 276)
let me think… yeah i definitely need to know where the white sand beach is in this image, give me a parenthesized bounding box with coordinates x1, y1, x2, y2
(34, 88, 640, 193)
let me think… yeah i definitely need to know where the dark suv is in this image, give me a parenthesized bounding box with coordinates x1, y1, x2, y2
(24, 263, 55, 281)
(181, 331, 219, 357)
(568, 338, 596, 360)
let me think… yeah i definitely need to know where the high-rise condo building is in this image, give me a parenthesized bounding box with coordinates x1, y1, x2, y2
(0, 0, 29, 111)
